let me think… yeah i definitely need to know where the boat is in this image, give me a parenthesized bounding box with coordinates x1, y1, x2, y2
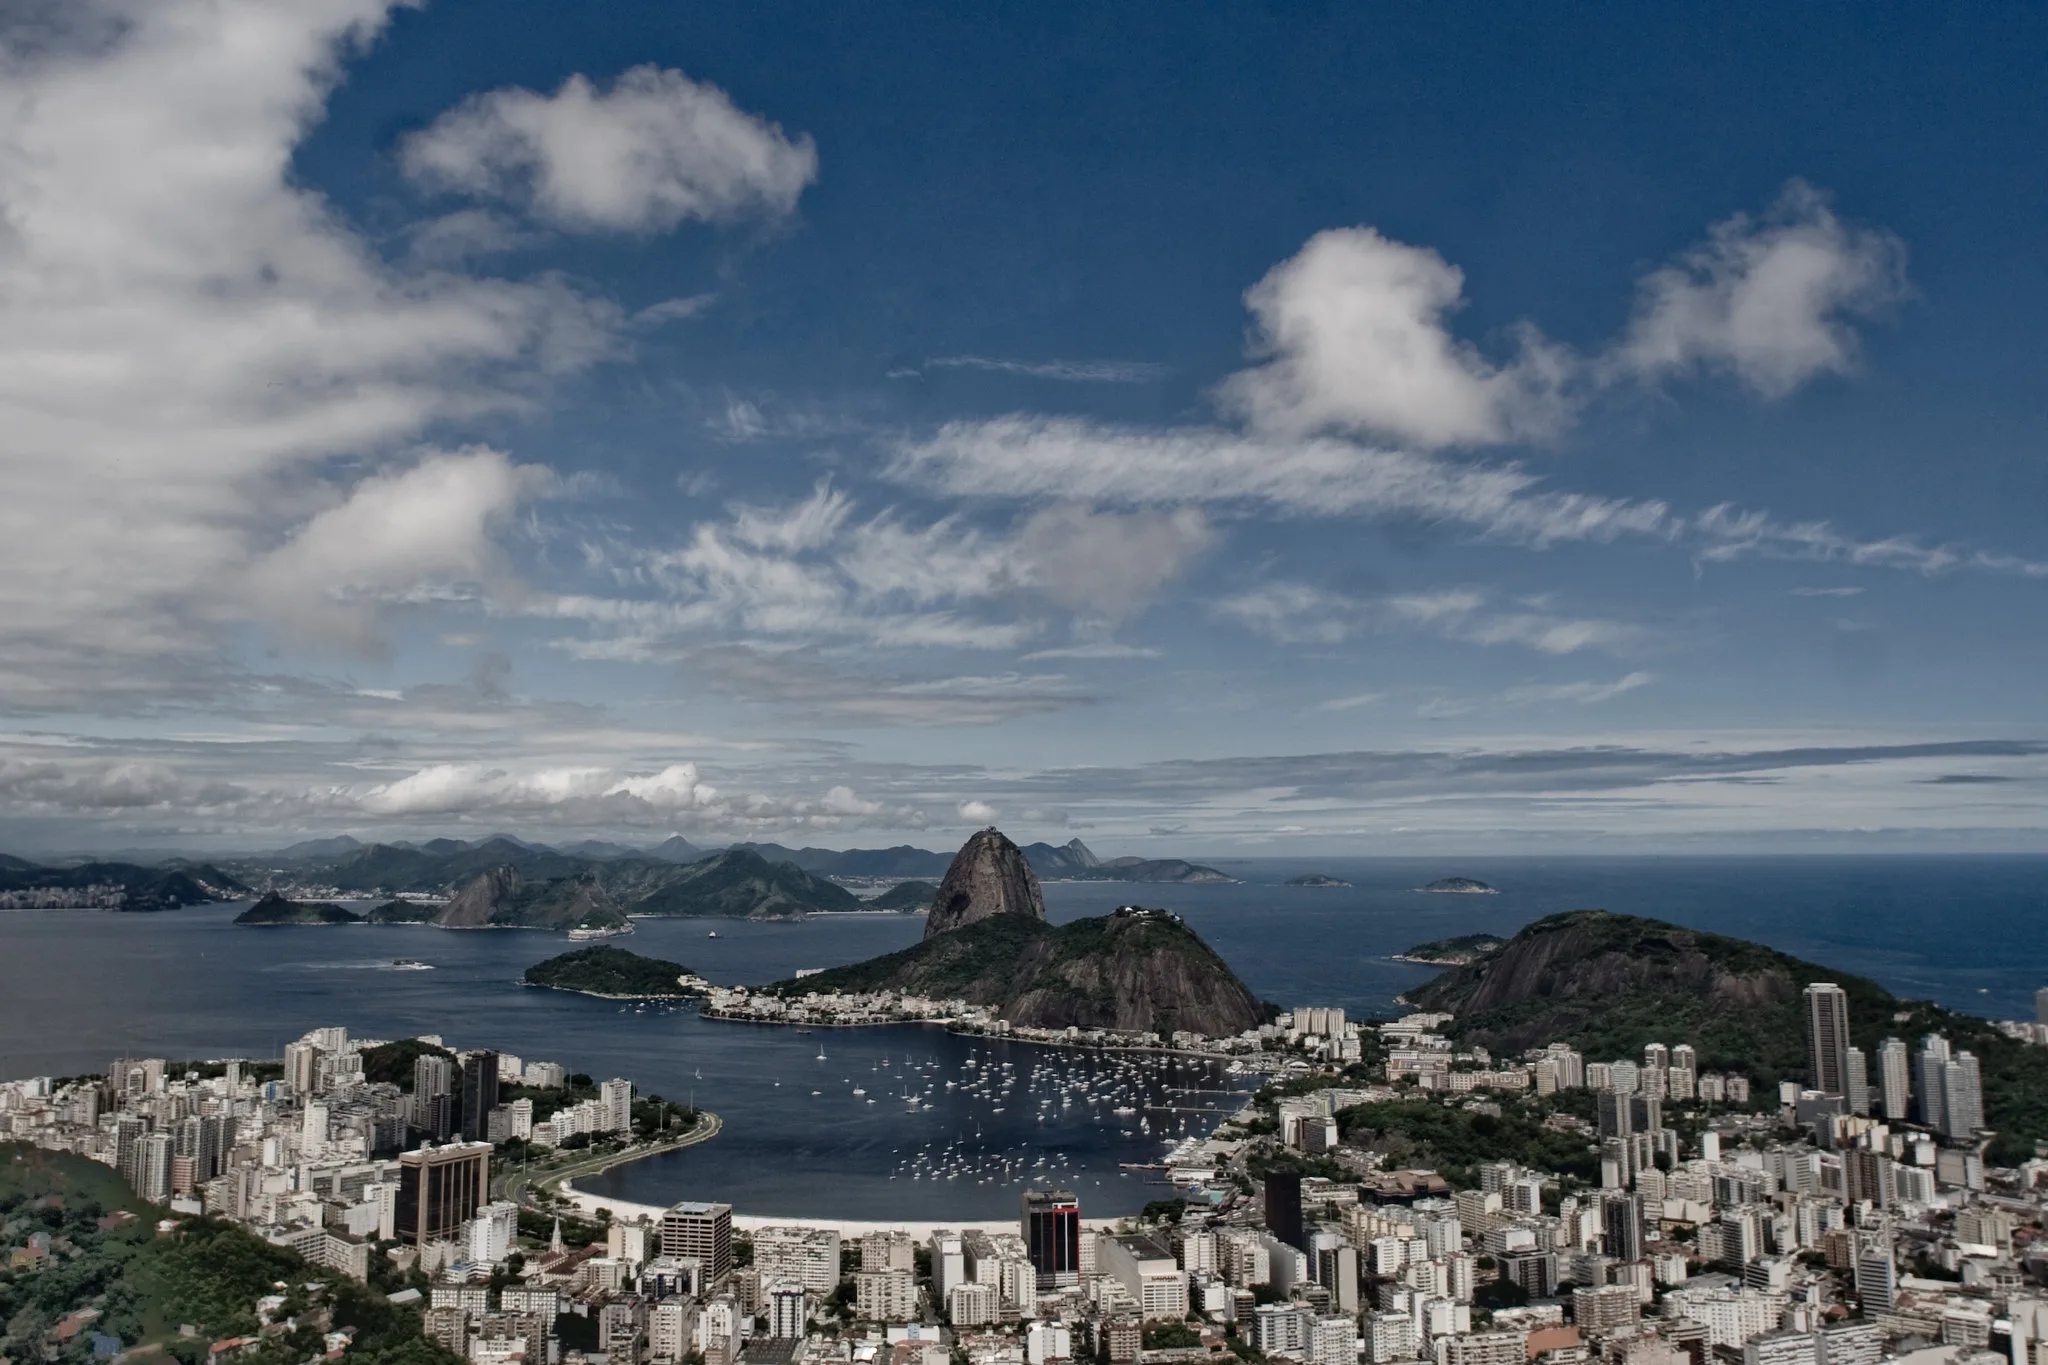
(566, 923, 631, 941)
(706, 931, 720, 939)
(389, 959, 433, 971)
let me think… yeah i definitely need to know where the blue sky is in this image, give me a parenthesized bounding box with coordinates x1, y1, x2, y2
(1, 0, 2044, 853)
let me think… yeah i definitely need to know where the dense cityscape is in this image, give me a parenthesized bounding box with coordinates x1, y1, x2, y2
(3, 5, 2043, 1365)
(8, 971, 2048, 1365)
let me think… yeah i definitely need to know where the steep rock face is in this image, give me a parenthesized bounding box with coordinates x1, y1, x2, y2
(435, 867, 625, 931)
(436, 867, 520, 928)
(925, 828, 1045, 939)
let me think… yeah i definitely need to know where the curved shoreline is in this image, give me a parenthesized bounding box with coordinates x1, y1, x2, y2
(523, 983, 703, 1002)
(502, 1110, 724, 1216)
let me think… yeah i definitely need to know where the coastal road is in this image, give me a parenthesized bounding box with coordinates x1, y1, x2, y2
(497, 1110, 722, 1219)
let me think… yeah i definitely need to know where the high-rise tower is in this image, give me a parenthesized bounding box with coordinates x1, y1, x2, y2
(1804, 982, 1851, 1096)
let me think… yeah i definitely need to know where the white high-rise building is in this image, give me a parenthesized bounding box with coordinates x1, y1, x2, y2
(1026, 1322, 1073, 1365)
(1940, 1051, 1984, 1138)
(601, 1078, 634, 1134)
(1853, 1238, 1896, 1311)
(301, 1101, 329, 1150)
(466, 1200, 520, 1265)
(1844, 1048, 1870, 1116)
(1875, 1039, 1911, 1122)
(650, 1301, 699, 1365)
(136, 1132, 174, 1202)
(754, 1225, 842, 1293)
(767, 1282, 808, 1339)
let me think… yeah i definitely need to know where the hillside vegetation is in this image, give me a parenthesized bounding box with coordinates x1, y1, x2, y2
(1409, 909, 2048, 1162)
(0, 1145, 451, 1365)
(525, 946, 699, 997)
(232, 892, 361, 926)
(769, 909, 1266, 1037)
(865, 880, 936, 911)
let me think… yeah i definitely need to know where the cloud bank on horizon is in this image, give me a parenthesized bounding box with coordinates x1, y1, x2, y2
(0, 0, 2041, 853)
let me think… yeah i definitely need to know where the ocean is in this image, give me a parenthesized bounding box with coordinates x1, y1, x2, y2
(1, 855, 2043, 1219)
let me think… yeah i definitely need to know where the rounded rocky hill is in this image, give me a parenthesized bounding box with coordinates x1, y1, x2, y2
(924, 827, 1045, 939)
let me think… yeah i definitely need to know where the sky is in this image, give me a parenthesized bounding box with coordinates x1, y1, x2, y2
(2, 0, 2046, 856)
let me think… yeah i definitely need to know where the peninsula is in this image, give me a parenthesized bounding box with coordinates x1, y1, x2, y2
(1391, 931, 1505, 965)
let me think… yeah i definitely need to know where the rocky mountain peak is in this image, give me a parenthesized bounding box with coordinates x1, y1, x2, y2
(924, 827, 1046, 939)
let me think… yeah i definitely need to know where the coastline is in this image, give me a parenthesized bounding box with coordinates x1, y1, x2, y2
(538, 1111, 1134, 1240)
(524, 985, 703, 1002)
(553, 1180, 1122, 1242)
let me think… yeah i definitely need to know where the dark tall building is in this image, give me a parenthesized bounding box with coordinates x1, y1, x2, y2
(1023, 1188, 1082, 1289)
(1265, 1172, 1305, 1251)
(1805, 982, 1851, 1097)
(395, 1142, 491, 1246)
(459, 1051, 500, 1142)
(657, 1201, 734, 1281)
(413, 1054, 456, 1141)
(1601, 1193, 1643, 1261)
(173, 1114, 235, 1186)
(1597, 1091, 1662, 1140)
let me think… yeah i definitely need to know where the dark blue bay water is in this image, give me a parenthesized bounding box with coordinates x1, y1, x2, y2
(2, 856, 2044, 1219)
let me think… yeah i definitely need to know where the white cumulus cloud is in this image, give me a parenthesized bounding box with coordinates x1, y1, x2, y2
(1611, 180, 1908, 397)
(0, 0, 646, 707)
(1217, 227, 1577, 448)
(402, 64, 818, 234)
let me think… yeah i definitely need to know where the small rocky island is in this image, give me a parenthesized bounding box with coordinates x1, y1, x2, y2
(1420, 876, 1497, 894)
(523, 946, 704, 998)
(1284, 873, 1352, 887)
(232, 892, 363, 926)
(1393, 932, 1506, 966)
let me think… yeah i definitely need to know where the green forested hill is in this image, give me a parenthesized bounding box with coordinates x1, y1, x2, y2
(865, 879, 936, 911)
(0, 1145, 454, 1365)
(525, 945, 699, 996)
(232, 892, 362, 925)
(1409, 909, 2048, 1162)
(768, 909, 1266, 1036)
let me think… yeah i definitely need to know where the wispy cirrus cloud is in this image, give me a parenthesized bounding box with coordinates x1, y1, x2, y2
(890, 416, 1673, 546)
(1500, 672, 1657, 706)
(542, 484, 1213, 682)
(1213, 581, 1643, 655)
(913, 356, 1169, 384)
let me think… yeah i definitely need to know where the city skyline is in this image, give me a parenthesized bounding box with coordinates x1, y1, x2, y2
(1, 3, 2046, 854)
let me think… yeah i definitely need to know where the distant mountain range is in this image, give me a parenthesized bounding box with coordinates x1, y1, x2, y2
(0, 859, 246, 911)
(229, 832, 1234, 886)
(0, 831, 1236, 924)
